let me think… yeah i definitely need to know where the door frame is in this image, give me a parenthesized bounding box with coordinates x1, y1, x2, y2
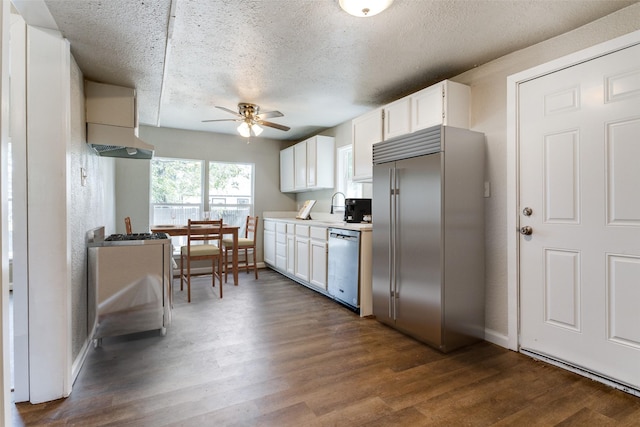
(506, 29, 640, 351)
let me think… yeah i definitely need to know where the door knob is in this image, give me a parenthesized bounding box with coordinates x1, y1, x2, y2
(520, 226, 533, 235)
(522, 207, 533, 216)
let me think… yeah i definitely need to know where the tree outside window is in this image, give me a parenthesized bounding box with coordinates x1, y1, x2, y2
(150, 157, 255, 251)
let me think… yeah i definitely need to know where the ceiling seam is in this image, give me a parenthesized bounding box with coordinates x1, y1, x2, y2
(156, 0, 177, 127)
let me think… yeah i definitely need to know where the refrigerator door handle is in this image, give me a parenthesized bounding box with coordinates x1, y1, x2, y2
(388, 167, 394, 319)
(393, 166, 399, 320)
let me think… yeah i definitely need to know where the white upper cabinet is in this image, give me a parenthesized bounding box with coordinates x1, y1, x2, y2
(352, 107, 383, 183)
(352, 80, 470, 183)
(383, 97, 411, 140)
(280, 146, 294, 192)
(306, 136, 334, 190)
(281, 135, 334, 193)
(294, 142, 307, 191)
(412, 80, 470, 131)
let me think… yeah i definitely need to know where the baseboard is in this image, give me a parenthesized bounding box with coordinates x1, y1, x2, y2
(72, 333, 94, 388)
(484, 328, 510, 349)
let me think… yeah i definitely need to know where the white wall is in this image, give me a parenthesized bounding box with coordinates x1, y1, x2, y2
(69, 61, 116, 362)
(117, 125, 298, 262)
(452, 3, 640, 345)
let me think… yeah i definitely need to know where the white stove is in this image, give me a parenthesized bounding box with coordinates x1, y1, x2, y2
(87, 227, 172, 346)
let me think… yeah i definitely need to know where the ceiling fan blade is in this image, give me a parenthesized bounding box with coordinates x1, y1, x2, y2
(257, 110, 283, 120)
(215, 106, 243, 118)
(202, 118, 242, 123)
(258, 120, 290, 131)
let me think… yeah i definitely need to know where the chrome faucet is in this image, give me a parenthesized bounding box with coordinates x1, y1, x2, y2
(330, 192, 346, 214)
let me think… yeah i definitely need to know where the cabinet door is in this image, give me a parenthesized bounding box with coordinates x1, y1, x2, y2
(275, 224, 287, 270)
(384, 97, 411, 140)
(294, 237, 310, 282)
(352, 107, 383, 182)
(306, 137, 317, 188)
(309, 239, 327, 290)
(294, 141, 307, 190)
(286, 234, 295, 274)
(280, 147, 294, 192)
(263, 222, 276, 266)
(411, 82, 444, 132)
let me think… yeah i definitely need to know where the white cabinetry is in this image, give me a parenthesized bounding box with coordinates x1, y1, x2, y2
(263, 218, 371, 317)
(411, 80, 470, 131)
(294, 225, 310, 282)
(275, 222, 287, 270)
(281, 135, 335, 193)
(306, 136, 334, 190)
(309, 227, 328, 290)
(286, 223, 295, 275)
(384, 97, 411, 140)
(263, 220, 276, 266)
(279, 147, 294, 192)
(352, 107, 383, 183)
(352, 80, 470, 183)
(294, 142, 307, 191)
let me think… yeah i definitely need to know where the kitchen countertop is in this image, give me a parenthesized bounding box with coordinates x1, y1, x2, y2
(263, 212, 372, 232)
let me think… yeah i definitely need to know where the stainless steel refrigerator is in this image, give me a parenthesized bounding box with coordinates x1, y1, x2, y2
(372, 125, 485, 353)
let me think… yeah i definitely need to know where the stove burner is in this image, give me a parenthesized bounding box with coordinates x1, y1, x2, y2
(105, 232, 169, 241)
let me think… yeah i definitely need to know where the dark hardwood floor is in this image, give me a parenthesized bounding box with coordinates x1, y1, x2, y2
(13, 269, 640, 426)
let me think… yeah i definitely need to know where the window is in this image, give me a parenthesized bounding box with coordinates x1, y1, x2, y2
(150, 157, 203, 226)
(336, 145, 362, 199)
(150, 157, 255, 252)
(208, 161, 254, 232)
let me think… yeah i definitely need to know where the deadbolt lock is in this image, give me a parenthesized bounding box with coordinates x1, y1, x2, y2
(522, 207, 533, 216)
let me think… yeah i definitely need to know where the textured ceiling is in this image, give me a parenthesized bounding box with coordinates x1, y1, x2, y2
(38, 0, 636, 141)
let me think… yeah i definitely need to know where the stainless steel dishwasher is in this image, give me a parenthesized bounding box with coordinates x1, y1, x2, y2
(327, 228, 360, 311)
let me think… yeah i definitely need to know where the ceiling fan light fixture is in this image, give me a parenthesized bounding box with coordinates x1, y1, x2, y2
(251, 123, 263, 136)
(237, 122, 251, 138)
(339, 0, 393, 17)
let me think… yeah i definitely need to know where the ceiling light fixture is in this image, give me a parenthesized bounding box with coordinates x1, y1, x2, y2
(339, 0, 394, 17)
(237, 121, 263, 138)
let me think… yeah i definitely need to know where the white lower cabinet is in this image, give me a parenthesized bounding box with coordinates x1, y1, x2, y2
(264, 220, 329, 291)
(294, 225, 310, 282)
(275, 222, 287, 270)
(263, 220, 276, 266)
(309, 227, 328, 290)
(263, 219, 373, 316)
(286, 223, 295, 275)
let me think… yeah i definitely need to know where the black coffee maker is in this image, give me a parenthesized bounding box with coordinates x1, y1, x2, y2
(344, 198, 372, 223)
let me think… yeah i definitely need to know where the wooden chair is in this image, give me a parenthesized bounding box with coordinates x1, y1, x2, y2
(180, 219, 224, 302)
(124, 216, 132, 234)
(223, 215, 259, 282)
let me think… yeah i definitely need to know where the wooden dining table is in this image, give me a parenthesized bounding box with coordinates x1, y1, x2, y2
(151, 224, 240, 285)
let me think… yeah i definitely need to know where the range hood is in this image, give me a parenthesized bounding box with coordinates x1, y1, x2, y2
(87, 123, 154, 160)
(85, 81, 155, 160)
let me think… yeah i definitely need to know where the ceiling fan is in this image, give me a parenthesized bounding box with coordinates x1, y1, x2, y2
(202, 103, 290, 137)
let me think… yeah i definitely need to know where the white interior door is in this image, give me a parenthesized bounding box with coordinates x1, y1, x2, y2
(519, 42, 640, 391)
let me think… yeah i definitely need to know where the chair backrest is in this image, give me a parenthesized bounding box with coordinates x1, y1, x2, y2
(186, 219, 223, 250)
(124, 217, 132, 234)
(246, 215, 259, 243)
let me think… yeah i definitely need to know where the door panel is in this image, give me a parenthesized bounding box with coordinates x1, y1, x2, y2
(607, 118, 640, 225)
(395, 154, 442, 345)
(519, 43, 640, 390)
(372, 162, 393, 324)
(543, 131, 579, 223)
